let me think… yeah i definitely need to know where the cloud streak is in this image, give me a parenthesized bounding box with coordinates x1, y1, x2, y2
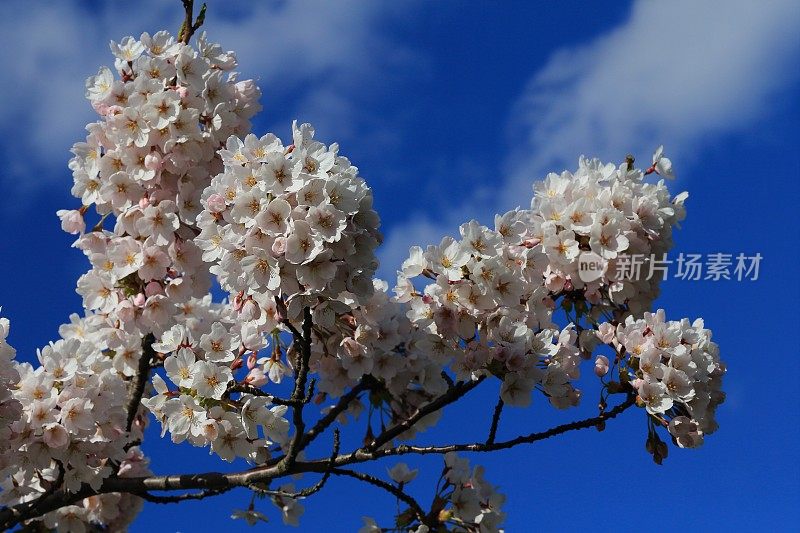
(378, 0, 800, 278)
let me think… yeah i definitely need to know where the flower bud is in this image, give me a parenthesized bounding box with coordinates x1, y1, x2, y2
(594, 355, 610, 377)
(206, 193, 227, 213)
(144, 281, 163, 297)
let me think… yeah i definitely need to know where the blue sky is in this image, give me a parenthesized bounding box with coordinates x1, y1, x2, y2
(1, 0, 799, 531)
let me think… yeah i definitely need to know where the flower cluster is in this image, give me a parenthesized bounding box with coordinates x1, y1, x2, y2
(0, 16, 727, 530)
(41, 448, 152, 533)
(608, 309, 725, 447)
(142, 319, 291, 462)
(441, 453, 506, 532)
(196, 121, 381, 318)
(0, 313, 22, 468)
(65, 30, 260, 351)
(394, 154, 690, 410)
(0, 312, 154, 530)
(359, 455, 505, 533)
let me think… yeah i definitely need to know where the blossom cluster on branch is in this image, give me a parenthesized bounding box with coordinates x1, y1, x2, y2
(0, 18, 725, 533)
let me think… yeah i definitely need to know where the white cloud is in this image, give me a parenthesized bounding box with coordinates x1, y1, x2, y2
(0, 0, 417, 200)
(378, 0, 800, 279)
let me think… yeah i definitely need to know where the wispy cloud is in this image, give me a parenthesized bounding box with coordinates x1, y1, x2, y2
(378, 0, 800, 278)
(0, 0, 418, 200)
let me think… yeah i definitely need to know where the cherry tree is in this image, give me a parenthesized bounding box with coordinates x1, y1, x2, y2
(0, 2, 725, 531)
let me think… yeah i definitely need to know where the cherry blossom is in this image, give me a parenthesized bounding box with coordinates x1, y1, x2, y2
(0, 12, 726, 531)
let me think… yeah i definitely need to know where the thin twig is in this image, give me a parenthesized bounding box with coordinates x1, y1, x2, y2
(300, 378, 371, 450)
(227, 383, 301, 406)
(329, 468, 426, 522)
(486, 397, 505, 445)
(334, 390, 639, 465)
(277, 307, 314, 473)
(367, 377, 486, 451)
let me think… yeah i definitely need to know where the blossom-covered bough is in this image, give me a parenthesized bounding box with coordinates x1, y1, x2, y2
(0, 2, 725, 531)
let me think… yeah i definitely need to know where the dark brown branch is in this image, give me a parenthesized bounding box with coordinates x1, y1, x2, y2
(227, 383, 301, 406)
(367, 377, 486, 451)
(137, 487, 231, 504)
(486, 397, 505, 445)
(125, 333, 155, 433)
(327, 390, 638, 466)
(255, 429, 341, 500)
(295, 428, 339, 498)
(440, 370, 454, 388)
(277, 306, 314, 473)
(329, 468, 426, 523)
(0, 467, 282, 530)
(0, 392, 637, 530)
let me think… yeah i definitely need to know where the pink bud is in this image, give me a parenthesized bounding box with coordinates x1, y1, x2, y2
(247, 352, 258, 370)
(176, 86, 189, 99)
(230, 357, 244, 371)
(594, 355, 610, 377)
(206, 193, 227, 213)
(133, 293, 146, 307)
(144, 281, 163, 297)
(138, 196, 151, 209)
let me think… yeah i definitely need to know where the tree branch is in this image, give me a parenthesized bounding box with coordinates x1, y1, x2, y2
(125, 333, 155, 433)
(137, 487, 231, 504)
(178, 0, 206, 45)
(367, 376, 486, 451)
(329, 390, 638, 466)
(486, 397, 505, 445)
(277, 306, 314, 473)
(227, 383, 302, 406)
(329, 468, 426, 523)
(300, 378, 371, 450)
(0, 390, 636, 530)
(253, 429, 341, 500)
